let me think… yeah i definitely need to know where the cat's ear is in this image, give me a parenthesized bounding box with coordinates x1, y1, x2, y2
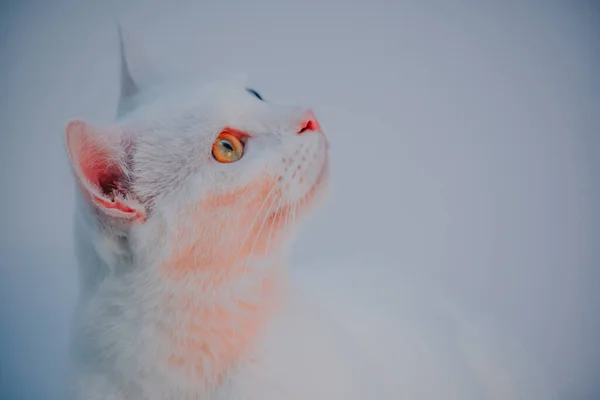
(65, 119, 147, 223)
(117, 24, 160, 115)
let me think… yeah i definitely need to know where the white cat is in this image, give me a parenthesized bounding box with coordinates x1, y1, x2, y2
(65, 27, 555, 400)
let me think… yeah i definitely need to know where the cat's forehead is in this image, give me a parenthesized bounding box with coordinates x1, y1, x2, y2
(126, 79, 257, 119)
(174, 79, 253, 106)
(121, 78, 302, 142)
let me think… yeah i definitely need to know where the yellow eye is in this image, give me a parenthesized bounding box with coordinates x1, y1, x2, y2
(212, 132, 244, 163)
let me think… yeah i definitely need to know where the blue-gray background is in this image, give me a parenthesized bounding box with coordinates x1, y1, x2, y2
(0, 0, 598, 398)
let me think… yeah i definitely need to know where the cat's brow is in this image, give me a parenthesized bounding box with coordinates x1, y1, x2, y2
(246, 88, 264, 101)
(221, 126, 253, 139)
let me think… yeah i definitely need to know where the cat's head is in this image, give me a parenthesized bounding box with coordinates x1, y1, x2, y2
(64, 28, 329, 274)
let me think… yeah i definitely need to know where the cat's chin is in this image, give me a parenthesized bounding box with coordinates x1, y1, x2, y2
(310, 154, 330, 202)
(288, 153, 330, 222)
(306, 163, 331, 220)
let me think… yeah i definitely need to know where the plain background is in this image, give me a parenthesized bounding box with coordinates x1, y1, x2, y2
(0, 0, 598, 398)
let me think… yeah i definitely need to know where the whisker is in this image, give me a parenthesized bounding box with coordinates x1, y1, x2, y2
(292, 194, 299, 232)
(242, 192, 281, 273)
(265, 194, 285, 257)
(272, 195, 287, 249)
(227, 184, 278, 315)
(285, 196, 293, 233)
(233, 184, 279, 267)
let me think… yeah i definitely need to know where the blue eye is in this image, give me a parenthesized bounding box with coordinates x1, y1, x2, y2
(246, 88, 264, 101)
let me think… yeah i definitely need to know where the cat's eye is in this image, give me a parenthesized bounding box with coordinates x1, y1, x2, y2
(212, 132, 244, 163)
(246, 88, 264, 101)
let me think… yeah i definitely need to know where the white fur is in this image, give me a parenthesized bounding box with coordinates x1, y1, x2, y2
(65, 28, 555, 400)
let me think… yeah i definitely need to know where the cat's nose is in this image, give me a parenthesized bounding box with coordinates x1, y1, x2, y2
(297, 109, 321, 135)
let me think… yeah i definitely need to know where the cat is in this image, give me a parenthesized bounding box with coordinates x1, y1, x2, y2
(64, 26, 555, 400)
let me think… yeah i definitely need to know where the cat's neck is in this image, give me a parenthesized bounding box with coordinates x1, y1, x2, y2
(75, 207, 290, 386)
(160, 256, 288, 385)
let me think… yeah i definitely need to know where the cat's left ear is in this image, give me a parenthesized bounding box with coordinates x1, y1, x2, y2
(65, 119, 147, 223)
(117, 24, 161, 116)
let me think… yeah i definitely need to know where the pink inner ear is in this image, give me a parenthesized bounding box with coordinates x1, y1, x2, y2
(66, 120, 146, 222)
(66, 120, 124, 195)
(79, 145, 125, 197)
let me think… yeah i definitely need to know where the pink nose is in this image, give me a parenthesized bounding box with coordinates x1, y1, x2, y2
(297, 109, 322, 135)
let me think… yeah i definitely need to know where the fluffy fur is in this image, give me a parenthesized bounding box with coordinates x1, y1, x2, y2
(65, 28, 554, 400)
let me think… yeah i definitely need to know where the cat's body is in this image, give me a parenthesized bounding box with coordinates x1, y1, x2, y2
(71, 242, 364, 400)
(65, 28, 554, 400)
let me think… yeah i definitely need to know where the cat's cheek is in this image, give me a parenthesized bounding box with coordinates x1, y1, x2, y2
(162, 173, 288, 277)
